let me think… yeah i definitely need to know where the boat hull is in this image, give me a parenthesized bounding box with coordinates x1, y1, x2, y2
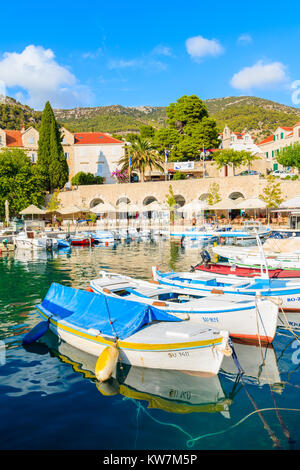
(38, 311, 228, 375)
(194, 263, 300, 279)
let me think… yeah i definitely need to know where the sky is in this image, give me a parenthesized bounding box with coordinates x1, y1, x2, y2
(0, 0, 300, 111)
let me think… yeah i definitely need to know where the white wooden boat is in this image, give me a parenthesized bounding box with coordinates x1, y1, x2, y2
(13, 231, 58, 251)
(212, 237, 300, 269)
(171, 221, 271, 241)
(152, 266, 300, 313)
(35, 282, 229, 375)
(90, 271, 278, 343)
(39, 331, 232, 416)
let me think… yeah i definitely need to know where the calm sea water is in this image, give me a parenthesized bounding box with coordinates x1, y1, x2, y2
(0, 239, 300, 451)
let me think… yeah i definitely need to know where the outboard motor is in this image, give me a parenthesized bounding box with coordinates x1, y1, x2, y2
(199, 249, 211, 267)
(46, 238, 53, 251)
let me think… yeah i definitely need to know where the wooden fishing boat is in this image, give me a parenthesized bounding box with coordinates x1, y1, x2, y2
(192, 261, 300, 279)
(152, 266, 300, 313)
(33, 282, 230, 375)
(70, 234, 94, 246)
(90, 271, 278, 344)
(38, 332, 232, 416)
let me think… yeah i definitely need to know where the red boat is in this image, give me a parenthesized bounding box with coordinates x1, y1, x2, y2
(193, 262, 300, 279)
(70, 237, 95, 246)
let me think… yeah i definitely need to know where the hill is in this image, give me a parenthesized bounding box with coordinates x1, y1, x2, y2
(0, 95, 41, 130)
(1, 94, 300, 142)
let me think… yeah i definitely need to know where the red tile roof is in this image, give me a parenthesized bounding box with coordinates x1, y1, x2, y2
(258, 135, 274, 145)
(280, 127, 293, 131)
(5, 130, 23, 147)
(74, 132, 123, 145)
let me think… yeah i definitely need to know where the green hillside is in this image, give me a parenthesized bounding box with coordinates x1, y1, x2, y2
(1, 95, 300, 143)
(0, 96, 41, 130)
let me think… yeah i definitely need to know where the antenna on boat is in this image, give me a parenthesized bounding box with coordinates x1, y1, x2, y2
(255, 232, 269, 281)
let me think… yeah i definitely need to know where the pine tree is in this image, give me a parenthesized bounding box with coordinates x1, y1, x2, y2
(36, 101, 69, 193)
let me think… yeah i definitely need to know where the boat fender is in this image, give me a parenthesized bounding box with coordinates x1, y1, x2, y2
(211, 289, 224, 295)
(149, 280, 160, 285)
(95, 345, 119, 382)
(103, 288, 111, 294)
(85, 287, 94, 292)
(152, 301, 167, 307)
(22, 320, 50, 345)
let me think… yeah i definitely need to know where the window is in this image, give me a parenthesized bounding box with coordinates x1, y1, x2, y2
(281, 133, 284, 139)
(64, 152, 69, 160)
(266, 152, 269, 159)
(29, 137, 35, 145)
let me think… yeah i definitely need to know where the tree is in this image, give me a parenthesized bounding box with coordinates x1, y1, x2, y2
(46, 189, 61, 223)
(172, 171, 186, 180)
(277, 143, 300, 173)
(118, 136, 164, 182)
(36, 101, 69, 193)
(0, 149, 45, 220)
(71, 172, 104, 186)
(212, 149, 258, 176)
(259, 175, 284, 224)
(154, 95, 220, 162)
(206, 182, 222, 206)
(140, 125, 155, 139)
(165, 184, 176, 224)
(166, 95, 208, 130)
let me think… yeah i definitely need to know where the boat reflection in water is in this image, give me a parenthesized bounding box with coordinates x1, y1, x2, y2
(221, 338, 283, 392)
(39, 331, 233, 417)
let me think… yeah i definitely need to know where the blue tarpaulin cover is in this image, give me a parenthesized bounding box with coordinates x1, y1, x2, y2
(37, 282, 181, 340)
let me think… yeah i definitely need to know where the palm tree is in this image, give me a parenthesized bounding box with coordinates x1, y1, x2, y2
(119, 136, 164, 182)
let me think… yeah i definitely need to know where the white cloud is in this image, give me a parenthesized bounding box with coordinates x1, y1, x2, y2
(82, 48, 103, 59)
(230, 60, 288, 90)
(0, 45, 93, 109)
(151, 45, 173, 57)
(108, 57, 167, 71)
(237, 34, 252, 45)
(185, 35, 224, 61)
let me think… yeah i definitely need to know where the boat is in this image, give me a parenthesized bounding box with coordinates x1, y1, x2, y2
(69, 233, 95, 246)
(212, 237, 300, 270)
(170, 221, 271, 241)
(89, 271, 278, 343)
(84, 230, 115, 245)
(152, 266, 300, 313)
(34, 282, 230, 375)
(192, 251, 300, 279)
(13, 230, 58, 251)
(37, 331, 233, 417)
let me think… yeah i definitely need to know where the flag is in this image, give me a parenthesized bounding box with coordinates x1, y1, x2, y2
(203, 145, 206, 161)
(164, 149, 168, 163)
(128, 152, 132, 168)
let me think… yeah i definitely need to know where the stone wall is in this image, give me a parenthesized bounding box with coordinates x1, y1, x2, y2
(57, 175, 300, 209)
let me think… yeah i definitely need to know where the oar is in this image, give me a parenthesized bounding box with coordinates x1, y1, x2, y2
(22, 320, 50, 345)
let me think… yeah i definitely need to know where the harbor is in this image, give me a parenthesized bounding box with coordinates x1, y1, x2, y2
(1, 232, 300, 450)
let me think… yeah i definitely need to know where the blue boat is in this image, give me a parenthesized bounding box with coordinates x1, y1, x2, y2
(152, 266, 300, 312)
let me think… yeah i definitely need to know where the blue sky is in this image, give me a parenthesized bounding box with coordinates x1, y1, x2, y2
(0, 0, 300, 110)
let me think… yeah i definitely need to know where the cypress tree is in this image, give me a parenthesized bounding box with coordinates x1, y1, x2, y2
(37, 101, 69, 193)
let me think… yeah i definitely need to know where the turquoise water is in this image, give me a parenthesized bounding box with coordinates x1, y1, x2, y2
(0, 239, 300, 450)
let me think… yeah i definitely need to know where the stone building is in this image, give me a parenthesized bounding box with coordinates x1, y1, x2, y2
(0, 125, 39, 162)
(257, 121, 300, 171)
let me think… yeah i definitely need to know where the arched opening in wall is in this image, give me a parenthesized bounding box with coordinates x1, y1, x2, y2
(174, 195, 185, 208)
(90, 198, 104, 208)
(143, 196, 157, 206)
(199, 193, 209, 201)
(116, 197, 131, 206)
(228, 192, 245, 221)
(228, 192, 245, 201)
